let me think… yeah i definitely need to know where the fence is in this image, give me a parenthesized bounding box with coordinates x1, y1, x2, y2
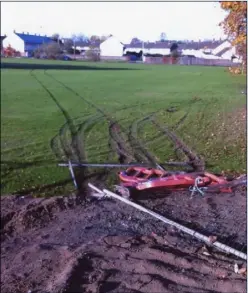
(144, 56, 240, 67)
(100, 56, 128, 61)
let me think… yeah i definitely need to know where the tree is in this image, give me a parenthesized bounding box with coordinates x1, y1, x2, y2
(160, 32, 167, 42)
(100, 35, 108, 42)
(220, 1, 247, 70)
(85, 47, 100, 62)
(34, 43, 62, 59)
(51, 33, 60, 42)
(72, 33, 89, 43)
(130, 37, 141, 44)
(3, 44, 21, 57)
(170, 43, 180, 57)
(90, 35, 100, 42)
(63, 39, 74, 52)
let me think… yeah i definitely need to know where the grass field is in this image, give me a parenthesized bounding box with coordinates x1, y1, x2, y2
(1, 59, 246, 196)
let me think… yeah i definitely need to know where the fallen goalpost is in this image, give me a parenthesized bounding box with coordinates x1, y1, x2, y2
(88, 183, 246, 261)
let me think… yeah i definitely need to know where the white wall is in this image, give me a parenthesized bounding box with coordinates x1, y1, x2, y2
(100, 36, 124, 57)
(3, 32, 25, 54)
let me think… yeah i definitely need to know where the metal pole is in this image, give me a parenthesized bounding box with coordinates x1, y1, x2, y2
(59, 162, 151, 168)
(68, 160, 78, 189)
(142, 40, 145, 62)
(88, 184, 247, 261)
(73, 39, 76, 60)
(58, 162, 191, 168)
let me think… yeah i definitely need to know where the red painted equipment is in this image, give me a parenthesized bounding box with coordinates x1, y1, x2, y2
(115, 167, 234, 198)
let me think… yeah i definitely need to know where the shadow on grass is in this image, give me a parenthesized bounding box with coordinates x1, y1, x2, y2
(9, 170, 109, 196)
(1, 159, 57, 179)
(1, 62, 139, 71)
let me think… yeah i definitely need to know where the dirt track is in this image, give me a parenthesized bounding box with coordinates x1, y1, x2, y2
(1, 190, 246, 293)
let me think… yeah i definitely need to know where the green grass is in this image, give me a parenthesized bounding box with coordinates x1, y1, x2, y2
(1, 60, 246, 196)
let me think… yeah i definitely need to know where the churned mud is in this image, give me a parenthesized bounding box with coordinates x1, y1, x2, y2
(1, 189, 246, 293)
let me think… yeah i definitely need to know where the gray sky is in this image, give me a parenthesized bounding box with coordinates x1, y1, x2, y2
(1, 2, 227, 42)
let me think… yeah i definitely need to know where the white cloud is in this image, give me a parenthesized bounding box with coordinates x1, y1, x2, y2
(1, 2, 227, 43)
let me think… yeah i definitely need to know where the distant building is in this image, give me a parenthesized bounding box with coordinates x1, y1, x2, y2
(100, 35, 125, 58)
(124, 40, 224, 56)
(3, 31, 54, 57)
(212, 40, 242, 62)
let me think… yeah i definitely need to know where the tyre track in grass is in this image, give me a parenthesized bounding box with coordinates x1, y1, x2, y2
(127, 102, 192, 167)
(129, 106, 193, 169)
(128, 112, 162, 165)
(51, 114, 100, 161)
(150, 118, 205, 171)
(46, 68, 201, 172)
(30, 70, 82, 160)
(44, 70, 160, 186)
(44, 70, 134, 164)
(51, 96, 155, 187)
(44, 71, 162, 169)
(30, 70, 89, 191)
(132, 97, 210, 170)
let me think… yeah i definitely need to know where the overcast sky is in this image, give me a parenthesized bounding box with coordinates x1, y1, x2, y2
(1, 2, 227, 42)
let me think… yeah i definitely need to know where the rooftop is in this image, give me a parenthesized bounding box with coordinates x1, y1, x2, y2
(125, 40, 225, 50)
(14, 31, 53, 44)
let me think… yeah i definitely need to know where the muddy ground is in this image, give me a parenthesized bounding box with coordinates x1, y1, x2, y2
(1, 186, 246, 293)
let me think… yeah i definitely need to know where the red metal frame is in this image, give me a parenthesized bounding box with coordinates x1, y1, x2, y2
(118, 167, 233, 193)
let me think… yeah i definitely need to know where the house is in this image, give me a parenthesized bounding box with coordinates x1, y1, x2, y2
(3, 31, 54, 57)
(100, 35, 125, 58)
(1, 35, 6, 54)
(124, 40, 224, 58)
(212, 40, 241, 62)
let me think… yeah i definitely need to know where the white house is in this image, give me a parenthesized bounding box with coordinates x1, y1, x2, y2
(100, 35, 124, 57)
(3, 31, 54, 57)
(212, 40, 241, 62)
(212, 40, 231, 56)
(3, 31, 25, 55)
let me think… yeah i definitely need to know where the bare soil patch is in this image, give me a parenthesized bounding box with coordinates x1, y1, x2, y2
(1, 188, 246, 293)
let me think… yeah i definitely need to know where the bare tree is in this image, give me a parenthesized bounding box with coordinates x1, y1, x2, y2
(71, 33, 89, 43)
(34, 43, 62, 59)
(90, 35, 100, 42)
(100, 35, 108, 42)
(85, 43, 100, 61)
(63, 39, 74, 52)
(131, 37, 141, 44)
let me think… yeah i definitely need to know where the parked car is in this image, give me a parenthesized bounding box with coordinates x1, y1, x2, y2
(56, 55, 72, 61)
